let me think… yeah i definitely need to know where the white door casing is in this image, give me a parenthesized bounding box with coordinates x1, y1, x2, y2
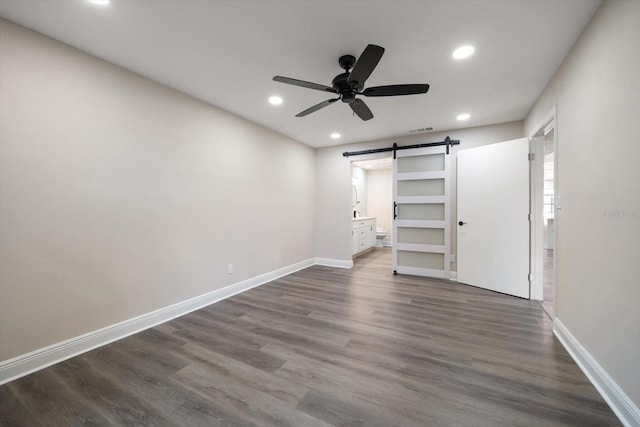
(457, 138, 530, 298)
(393, 146, 451, 279)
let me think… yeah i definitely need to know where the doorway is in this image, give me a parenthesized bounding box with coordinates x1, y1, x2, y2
(350, 156, 393, 260)
(541, 127, 555, 316)
(529, 108, 557, 319)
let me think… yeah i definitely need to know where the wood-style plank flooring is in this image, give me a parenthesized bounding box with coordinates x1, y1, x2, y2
(0, 249, 620, 426)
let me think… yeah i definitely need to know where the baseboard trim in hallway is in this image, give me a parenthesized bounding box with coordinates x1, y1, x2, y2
(314, 257, 354, 269)
(0, 257, 351, 386)
(554, 319, 640, 427)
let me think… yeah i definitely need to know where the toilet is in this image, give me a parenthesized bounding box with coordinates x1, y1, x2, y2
(375, 227, 386, 248)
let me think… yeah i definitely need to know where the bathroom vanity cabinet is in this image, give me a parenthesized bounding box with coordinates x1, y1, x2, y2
(352, 217, 376, 256)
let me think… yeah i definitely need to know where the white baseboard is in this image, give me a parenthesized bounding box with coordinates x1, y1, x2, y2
(449, 271, 457, 281)
(314, 257, 353, 269)
(0, 258, 316, 386)
(554, 319, 640, 427)
(382, 240, 392, 247)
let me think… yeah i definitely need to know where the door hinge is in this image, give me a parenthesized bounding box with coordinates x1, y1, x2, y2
(528, 273, 534, 282)
(528, 153, 535, 161)
(528, 213, 533, 222)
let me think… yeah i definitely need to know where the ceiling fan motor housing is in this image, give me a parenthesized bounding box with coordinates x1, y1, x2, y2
(332, 72, 357, 103)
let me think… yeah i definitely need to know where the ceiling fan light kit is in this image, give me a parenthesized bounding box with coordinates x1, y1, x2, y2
(273, 44, 429, 121)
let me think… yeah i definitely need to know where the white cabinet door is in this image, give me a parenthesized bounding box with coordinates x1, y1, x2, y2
(366, 221, 377, 248)
(352, 228, 359, 255)
(353, 219, 377, 255)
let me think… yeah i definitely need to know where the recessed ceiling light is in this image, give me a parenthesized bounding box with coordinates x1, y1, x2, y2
(268, 96, 283, 105)
(453, 45, 475, 60)
(87, 0, 110, 5)
(457, 113, 471, 121)
(330, 132, 341, 139)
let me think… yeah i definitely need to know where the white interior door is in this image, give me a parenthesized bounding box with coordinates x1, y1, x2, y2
(457, 138, 530, 298)
(393, 146, 450, 279)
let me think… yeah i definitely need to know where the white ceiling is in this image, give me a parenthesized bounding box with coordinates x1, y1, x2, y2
(0, 0, 601, 148)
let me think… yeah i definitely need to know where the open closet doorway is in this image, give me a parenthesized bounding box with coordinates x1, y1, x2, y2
(350, 156, 393, 261)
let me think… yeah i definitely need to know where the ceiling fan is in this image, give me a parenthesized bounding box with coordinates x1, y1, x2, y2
(273, 44, 429, 121)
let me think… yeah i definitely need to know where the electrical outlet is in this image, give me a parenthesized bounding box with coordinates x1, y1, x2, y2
(227, 264, 233, 274)
(450, 254, 456, 263)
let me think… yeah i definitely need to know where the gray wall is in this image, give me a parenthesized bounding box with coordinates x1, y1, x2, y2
(524, 0, 640, 406)
(0, 19, 316, 361)
(315, 121, 524, 268)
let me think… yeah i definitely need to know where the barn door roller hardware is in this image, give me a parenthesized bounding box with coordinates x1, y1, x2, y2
(342, 136, 460, 158)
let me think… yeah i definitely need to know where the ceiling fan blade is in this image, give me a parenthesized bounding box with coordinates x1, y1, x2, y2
(363, 84, 430, 97)
(295, 98, 340, 117)
(349, 99, 374, 121)
(273, 76, 337, 93)
(347, 44, 385, 89)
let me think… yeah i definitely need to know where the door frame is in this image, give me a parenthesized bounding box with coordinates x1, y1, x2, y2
(348, 152, 393, 255)
(528, 106, 558, 317)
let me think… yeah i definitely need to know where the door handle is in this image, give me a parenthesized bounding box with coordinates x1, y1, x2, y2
(458, 221, 466, 226)
(393, 202, 398, 220)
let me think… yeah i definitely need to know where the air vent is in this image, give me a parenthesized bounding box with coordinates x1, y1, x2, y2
(408, 127, 433, 134)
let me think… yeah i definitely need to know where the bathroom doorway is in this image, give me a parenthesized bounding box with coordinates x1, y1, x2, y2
(350, 156, 393, 260)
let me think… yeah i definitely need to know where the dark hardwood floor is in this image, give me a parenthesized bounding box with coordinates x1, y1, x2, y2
(0, 249, 620, 426)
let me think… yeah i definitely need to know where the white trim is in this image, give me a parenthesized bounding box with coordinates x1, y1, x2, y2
(395, 265, 447, 279)
(528, 106, 556, 140)
(529, 105, 557, 309)
(449, 271, 457, 281)
(0, 258, 317, 386)
(529, 134, 545, 301)
(397, 171, 446, 180)
(396, 195, 446, 204)
(314, 257, 354, 269)
(395, 219, 446, 229)
(395, 243, 445, 253)
(554, 319, 640, 427)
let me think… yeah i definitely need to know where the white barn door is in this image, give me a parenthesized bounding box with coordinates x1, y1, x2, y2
(392, 146, 451, 279)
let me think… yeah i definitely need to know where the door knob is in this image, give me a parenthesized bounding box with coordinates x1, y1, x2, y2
(458, 221, 466, 226)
